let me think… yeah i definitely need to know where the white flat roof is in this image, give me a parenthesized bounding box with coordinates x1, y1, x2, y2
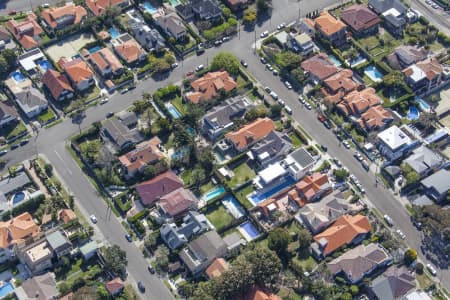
(18, 49, 45, 71)
(258, 163, 286, 184)
(377, 125, 411, 151)
(408, 65, 426, 82)
(383, 8, 401, 17)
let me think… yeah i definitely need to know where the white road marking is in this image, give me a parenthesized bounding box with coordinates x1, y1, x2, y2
(54, 150, 72, 175)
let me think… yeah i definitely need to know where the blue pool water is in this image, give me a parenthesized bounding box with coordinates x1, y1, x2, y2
(88, 46, 102, 54)
(415, 97, 431, 112)
(12, 191, 26, 205)
(222, 195, 245, 218)
(171, 146, 189, 160)
(143, 2, 157, 14)
(0, 282, 14, 298)
(328, 54, 342, 67)
(249, 176, 296, 205)
(109, 27, 120, 39)
(11, 71, 26, 83)
(364, 65, 383, 82)
(407, 106, 420, 121)
(169, 0, 180, 6)
(240, 221, 260, 239)
(166, 103, 182, 119)
(348, 54, 366, 67)
(37, 59, 52, 72)
(204, 186, 226, 201)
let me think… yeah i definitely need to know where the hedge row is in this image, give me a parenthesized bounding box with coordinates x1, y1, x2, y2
(127, 208, 149, 223)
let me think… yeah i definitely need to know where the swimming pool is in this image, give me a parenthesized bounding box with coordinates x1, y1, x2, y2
(109, 27, 120, 39)
(239, 221, 260, 241)
(203, 186, 226, 201)
(407, 106, 420, 121)
(415, 97, 431, 113)
(222, 195, 246, 219)
(347, 54, 366, 67)
(37, 59, 52, 72)
(249, 176, 296, 205)
(171, 146, 189, 160)
(88, 46, 102, 54)
(169, 0, 180, 6)
(0, 282, 14, 298)
(143, 2, 157, 14)
(12, 191, 27, 205)
(11, 71, 26, 83)
(166, 103, 182, 119)
(328, 54, 342, 67)
(364, 65, 383, 83)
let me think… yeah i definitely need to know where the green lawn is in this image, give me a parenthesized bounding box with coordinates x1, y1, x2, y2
(292, 251, 317, 272)
(37, 109, 56, 124)
(289, 132, 303, 148)
(172, 96, 187, 114)
(226, 163, 255, 188)
(1, 120, 27, 141)
(234, 184, 255, 209)
(205, 204, 234, 231)
(200, 181, 215, 194)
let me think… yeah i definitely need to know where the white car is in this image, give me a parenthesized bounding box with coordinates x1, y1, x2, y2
(305, 103, 312, 110)
(426, 263, 437, 276)
(342, 140, 351, 149)
(333, 157, 342, 167)
(285, 106, 292, 114)
(383, 214, 394, 226)
(90, 215, 97, 224)
(284, 81, 292, 89)
(195, 64, 204, 72)
(100, 98, 109, 105)
(278, 99, 285, 106)
(277, 23, 286, 30)
(272, 69, 279, 76)
(264, 86, 272, 93)
(270, 91, 279, 100)
(266, 64, 273, 71)
(354, 152, 363, 161)
(298, 95, 306, 104)
(260, 30, 269, 38)
(396, 229, 406, 239)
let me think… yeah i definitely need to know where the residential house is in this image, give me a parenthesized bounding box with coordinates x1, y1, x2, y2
(46, 230, 72, 258)
(0, 26, 14, 50)
(13, 87, 48, 118)
(404, 145, 444, 178)
(15, 272, 57, 300)
(201, 96, 254, 140)
(0, 173, 32, 216)
(205, 258, 229, 279)
(295, 189, 363, 234)
(256, 196, 292, 225)
(176, 0, 222, 22)
(186, 71, 237, 104)
(179, 230, 227, 275)
(274, 31, 289, 47)
(59, 209, 77, 224)
(101, 116, 143, 151)
(249, 131, 292, 168)
(369, 266, 416, 300)
(340, 5, 381, 37)
(359, 105, 393, 132)
(42, 69, 74, 101)
(223, 0, 248, 11)
(6, 13, 43, 50)
(309, 12, 347, 47)
(301, 53, 339, 83)
(129, 20, 165, 52)
(113, 34, 147, 64)
(377, 125, 416, 161)
(241, 285, 282, 300)
(328, 243, 391, 284)
(157, 188, 198, 220)
(155, 12, 187, 41)
(225, 118, 275, 152)
(160, 211, 212, 249)
(105, 277, 125, 296)
(420, 169, 450, 203)
(136, 170, 184, 207)
(368, 0, 407, 36)
(59, 58, 95, 91)
(282, 147, 316, 180)
(311, 214, 371, 259)
(0, 101, 18, 127)
(88, 47, 123, 77)
(386, 45, 428, 70)
(18, 240, 53, 273)
(223, 232, 246, 253)
(402, 291, 433, 300)
(288, 173, 331, 208)
(118, 137, 165, 179)
(17, 48, 48, 76)
(253, 162, 290, 190)
(79, 240, 99, 260)
(337, 87, 381, 116)
(287, 32, 315, 56)
(86, 0, 129, 16)
(322, 69, 361, 105)
(41, 3, 87, 30)
(403, 58, 443, 94)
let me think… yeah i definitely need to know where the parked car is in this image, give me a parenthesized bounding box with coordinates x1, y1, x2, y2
(90, 214, 97, 224)
(320, 144, 328, 152)
(277, 23, 286, 30)
(106, 112, 114, 118)
(284, 81, 292, 89)
(120, 88, 128, 94)
(260, 57, 267, 64)
(171, 63, 178, 68)
(240, 60, 248, 67)
(20, 139, 29, 146)
(264, 86, 272, 93)
(214, 40, 222, 46)
(361, 160, 370, 171)
(323, 120, 331, 129)
(317, 113, 326, 122)
(305, 103, 312, 110)
(11, 144, 19, 150)
(125, 234, 132, 242)
(270, 91, 279, 100)
(383, 214, 394, 226)
(138, 282, 146, 292)
(0, 150, 8, 156)
(266, 64, 273, 71)
(8, 10, 17, 15)
(260, 30, 269, 38)
(222, 36, 230, 42)
(354, 152, 363, 161)
(298, 95, 306, 104)
(128, 85, 136, 91)
(285, 106, 292, 114)
(278, 99, 285, 106)
(148, 265, 155, 274)
(272, 69, 279, 76)
(333, 157, 342, 167)
(195, 64, 204, 72)
(186, 70, 194, 76)
(426, 263, 437, 276)
(100, 98, 109, 105)
(342, 140, 351, 149)
(396, 229, 406, 239)
(196, 47, 205, 55)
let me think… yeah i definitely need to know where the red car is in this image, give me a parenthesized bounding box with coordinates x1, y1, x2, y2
(8, 10, 17, 15)
(317, 113, 326, 122)
(186, 71, 194, 76)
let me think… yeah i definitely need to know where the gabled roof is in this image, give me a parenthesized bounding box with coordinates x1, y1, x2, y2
(420, 169, 450, 195)
(61, 58, 94, 85)
(101, 117, 143, 149)
(412, 58, 443, 81)
(89, 47, 123, 73)
(240, 285, 281, 300)
(42, 69, 73, 100)
(301, 53, 338, 81)
(17, 272, 57, 300)
(341, 5, 381, 32)
(105, 277, 124, 295)
(404, 145, 443, 174)
(203, 96, 254, 130)
(370, 266, 416, 300)
(159, 188, 198, 217)
(186, 71, 237, 104)
(8, 212, 40, 244)
(15, 87, 48, 114)
(338, 87, 381, 116)
(86, 0, 129, 16)
(6, 13, 43, 50)
(386, 45, 428, 69)
(323, 69, 360, 104)
(358, 105, 393, 131)
(118, 137, 165, 173)
(59, 209, 76, 224)
(311, 11, 347, 36)
(251, 130, 292, 161)
(225, 118, 275, 151)
(0, 101, 19, 121)
(0, 26, 11, 41)
(113, 39, 145, 64)
(313, 214, 371, 256)
(41, 4, 87, 29)
(205, 258, 229, 279)
(156, 12, 187, 36)
(136, 171, 184, 206)
(368, 0, 407, 15)
(289, 173, 330, 206)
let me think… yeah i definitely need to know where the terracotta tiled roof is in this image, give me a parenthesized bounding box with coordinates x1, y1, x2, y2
(313, 11, 347, 36)
(205, 258, 229, 279)
(288, 173, 330, 207)
(186, 71, 237, 104)
(136, 171, 184, 206)
(59, 209, 76, 224)
(86, 0, 128, 16)
(118, 137, 165, 173)
(8, 212, 40, 244)
(98, 30, 111, 40)
(337, 87, 381, 116)
(105, 277, 124, 295)
(41, 4, 87, 29)
(341, 5, 381, 33)
(225, 118, 275, 151)
(42, 69, 74, 100)
(61, 58, 94, 85)
(159, 187, 197, 217)
(6, 13, 42, 50)
(239, 285, 281, 300)
(358, 105, 393, 131)
(90, 47, 123, 73)
(416, 58, 443, 81)
(114, 39, 145, 64)
(301, 53, 338, 81)
(58, 292, 73, 300)
(0, 223, 9, 249)
(313, 214, 371, 256)
(323, 69, 360, 104)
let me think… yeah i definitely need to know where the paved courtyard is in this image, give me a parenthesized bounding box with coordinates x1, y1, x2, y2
(45, 32, 96, 62)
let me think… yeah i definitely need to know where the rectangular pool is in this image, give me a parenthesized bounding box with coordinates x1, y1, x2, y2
(328, 54, 342, 67)
(143, 2, 157, 14)
(11, 71, 26, 83)
(109, 27, 120, 39)
(415, 97, 431, 113)
(222, 195, 246, 219)
(0, 282, 14, 298)
(239, 221, 260, 241)
(249, 176, 296, 205)
(88, 46, 102, 53)
(364, 65, 383, 83)
(166, 103, 182, 119)
(203, 186, 226, 202)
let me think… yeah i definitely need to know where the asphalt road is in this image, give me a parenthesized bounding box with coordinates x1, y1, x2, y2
(409, 0, 450, 35)
(0, 0, 59, 15)
(2, 0, 449, 296)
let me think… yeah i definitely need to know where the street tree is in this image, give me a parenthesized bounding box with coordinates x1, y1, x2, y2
(270, 104, 282, 118)
(103, 245, 128, 277)
(243, 8, 257, 25)
(210, 52, 240, 75)
(277, 51, 302, 71)
(404, 248, 418, 264)
(256, 0, 272, 12)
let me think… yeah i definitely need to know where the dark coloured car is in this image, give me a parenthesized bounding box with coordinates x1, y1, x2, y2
(260, 57, 266, 64)
(11, 144, 19, 150)
(106, 112, 114, 118)
(320, 144, 328, 152)
(128, 85, 136, 90)
(20, 139, 29, 146)
(0, 150, 8, 156)
(138, 282, 145, 293)
(148, 265, 155, 274)
(240, 60, 248, 67)
(323, 120, 331, 129)
(125, 234, 132, 242)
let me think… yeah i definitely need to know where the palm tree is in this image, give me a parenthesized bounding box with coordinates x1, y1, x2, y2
(416, 111, 437, 129)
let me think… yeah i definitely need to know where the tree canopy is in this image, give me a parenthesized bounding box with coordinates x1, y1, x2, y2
(210, 52, 240, 75)
(103, 245, 128, 278)
(268, 227, 290, 256)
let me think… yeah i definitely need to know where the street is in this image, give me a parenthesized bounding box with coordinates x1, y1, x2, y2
(0, 0, 60, 15)
(2, 0, 449, 296)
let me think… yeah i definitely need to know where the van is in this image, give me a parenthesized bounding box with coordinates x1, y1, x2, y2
(285, 106, 292, 114)
(270, 91, 278, 100)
